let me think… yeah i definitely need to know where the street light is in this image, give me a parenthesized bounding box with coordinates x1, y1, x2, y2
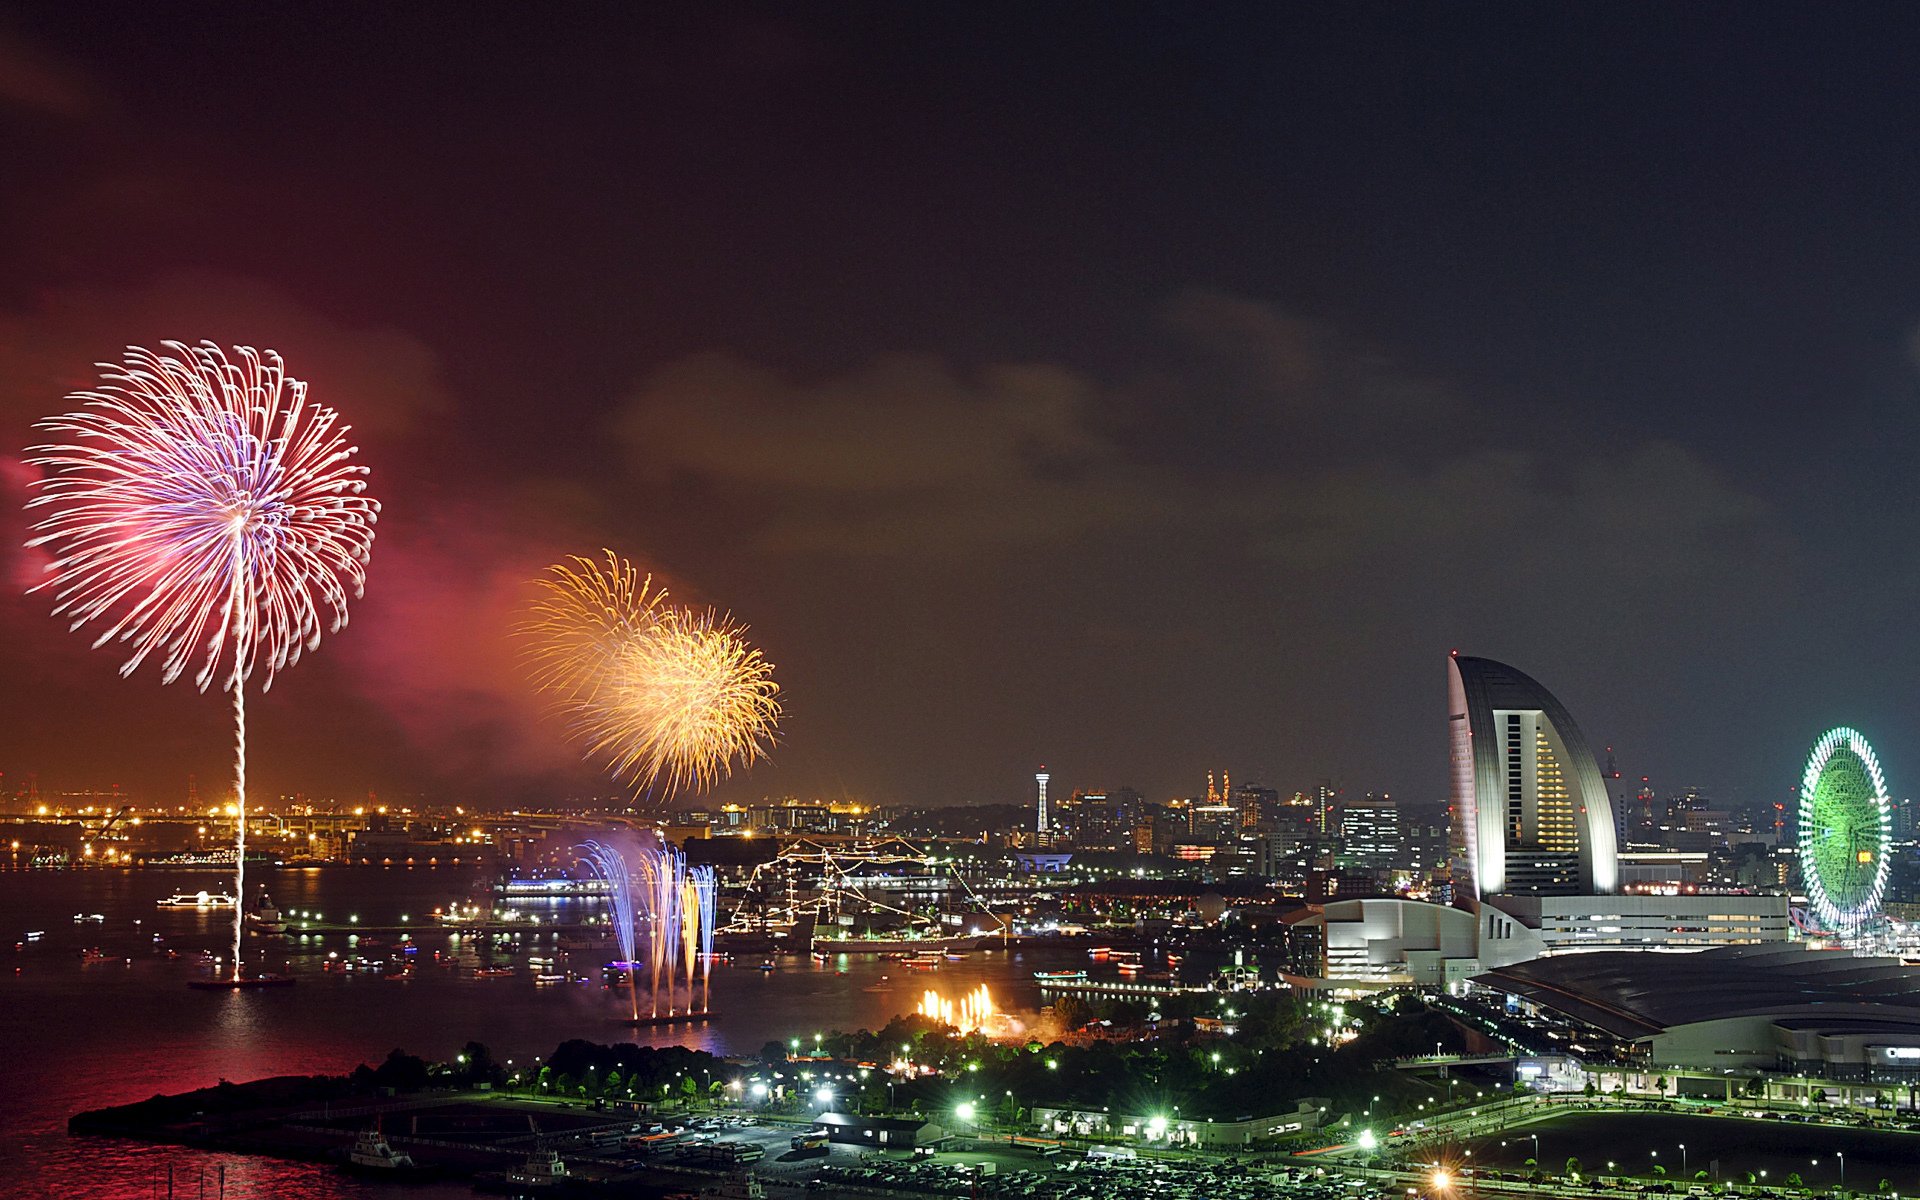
(1679, 1143, 1686, 1179)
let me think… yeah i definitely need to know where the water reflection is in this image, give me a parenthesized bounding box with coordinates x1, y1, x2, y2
(4, 865, 1065, 1196)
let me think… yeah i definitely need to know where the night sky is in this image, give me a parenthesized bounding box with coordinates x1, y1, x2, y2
(1, 4, 1917, 811)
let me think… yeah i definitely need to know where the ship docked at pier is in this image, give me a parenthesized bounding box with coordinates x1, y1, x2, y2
(476, 838, 1010, 955)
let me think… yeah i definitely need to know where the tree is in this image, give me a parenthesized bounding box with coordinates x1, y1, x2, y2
(1566, 1157, 1582, 1178)
(1584, 1079, 1597, 1099)
(1053, 995, 1093, 1031)
(1652, 1165, 1667, 1178)
(371, 1049, 430, 1093)
(1786, 1173, 1804, 1189)
(454, 1041, 504, 1088)
(1655, 1076, 1669, 1097)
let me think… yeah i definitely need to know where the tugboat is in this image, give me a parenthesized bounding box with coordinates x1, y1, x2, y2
(342, 1125, 424, 1175)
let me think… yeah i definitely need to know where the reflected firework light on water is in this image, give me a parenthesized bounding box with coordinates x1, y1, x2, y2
(919, 983, 996, 1034)
(522, 550, 780, 800)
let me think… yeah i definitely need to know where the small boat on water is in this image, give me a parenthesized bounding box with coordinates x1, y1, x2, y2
(475, 1146, 567, 1192)
(474, 965, 516, 979)
(861, 975, 895, 993)
(1034, 969, 1088, 981)
(343, 1126, 419, 1174)
(157, 890, 238, 909)
(247, 888, 286, 934)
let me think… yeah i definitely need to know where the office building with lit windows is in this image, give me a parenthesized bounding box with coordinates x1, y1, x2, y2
(1448, 654, 1619, 897)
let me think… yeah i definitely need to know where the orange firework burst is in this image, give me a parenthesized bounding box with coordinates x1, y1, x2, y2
(522, 551, 780, 798)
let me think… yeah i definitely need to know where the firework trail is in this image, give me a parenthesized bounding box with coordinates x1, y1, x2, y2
(25, 342, 378, 979)
(693, 866, 718, 1013)
(522, 551, 780, 799)
(580, 840, 641, 1019)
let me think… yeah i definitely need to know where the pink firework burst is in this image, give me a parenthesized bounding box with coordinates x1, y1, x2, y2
(25, 341, 379, 692)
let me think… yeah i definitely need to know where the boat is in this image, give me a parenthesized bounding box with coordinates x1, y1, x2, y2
(861, 975, 895, 993)
(343, 1126, 418, 1173)
(494, 876, 611, 898)
(474, 965, 516, 979)
(533, 972, 567, 986)
(247, 888, 286, 934)
(1034, 969, 1088, 981)
(157, 890, 238, 909)
(810, 951, 830, 964)
(755, 960, 775, 972)
(475, 1147, 568, 1192)
(80, 948, 127, 966)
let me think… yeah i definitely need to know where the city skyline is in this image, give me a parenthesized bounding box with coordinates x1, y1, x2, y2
(4, 8, 1920, 808)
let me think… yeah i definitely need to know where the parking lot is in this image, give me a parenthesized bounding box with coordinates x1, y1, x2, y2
(815, 1152, 1374, 1200)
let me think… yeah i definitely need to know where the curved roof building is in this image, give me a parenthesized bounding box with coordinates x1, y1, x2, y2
(1448, 654, 1618, 897)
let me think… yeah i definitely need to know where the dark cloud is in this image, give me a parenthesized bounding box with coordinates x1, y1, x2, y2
(0, 274, 450, 441)
(0, 24, 93, 119)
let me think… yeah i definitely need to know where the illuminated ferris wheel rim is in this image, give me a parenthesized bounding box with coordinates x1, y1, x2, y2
(1798, 725, 1893, 933)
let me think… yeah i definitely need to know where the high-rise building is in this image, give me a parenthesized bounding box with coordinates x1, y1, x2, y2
(1234, 784, 1279, 831)
(1188, 803, 1240, 846)
(1339, 791, 1402, 878)
(1063, 787, 1143, 850)
(1448, 654, 1618, 897)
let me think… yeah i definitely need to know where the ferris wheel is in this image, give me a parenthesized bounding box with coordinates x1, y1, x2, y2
(1797, 727, 1893, 937)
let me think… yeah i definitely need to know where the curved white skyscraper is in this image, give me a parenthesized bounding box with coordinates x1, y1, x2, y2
(1448, 654, 1618, 897)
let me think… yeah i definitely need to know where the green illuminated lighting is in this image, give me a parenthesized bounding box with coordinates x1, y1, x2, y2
(1799, 727, 1892, 934)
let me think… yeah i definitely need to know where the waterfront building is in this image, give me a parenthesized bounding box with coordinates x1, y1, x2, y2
(1280, 896, 1481, 991)
(1477, 892, 1790, 960)
(1448, 653, 1619, 897)
(1478, 943, 1920, 1081)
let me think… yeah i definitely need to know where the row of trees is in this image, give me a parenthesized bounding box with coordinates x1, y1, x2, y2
(754, 994, 1472, 1122)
